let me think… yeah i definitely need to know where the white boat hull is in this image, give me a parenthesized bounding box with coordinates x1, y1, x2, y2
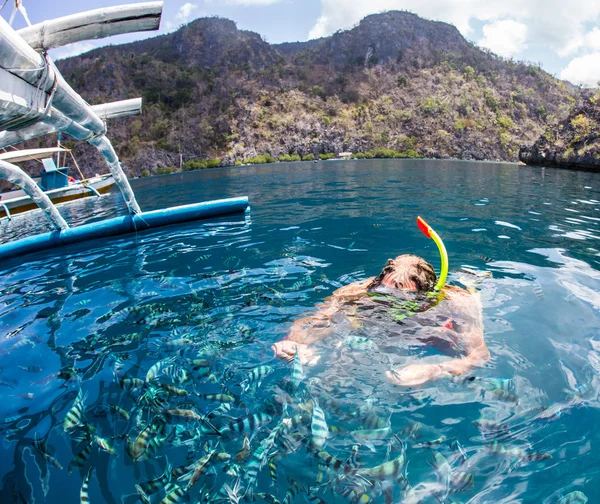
(0, 175, 115, 217)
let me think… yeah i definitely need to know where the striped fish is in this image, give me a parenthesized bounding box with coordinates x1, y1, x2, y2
(68, 441, 93, 474)
(449, 471, 474, 493)
(162, 365, 189, 384)
(182, 448, 218, 489)
(235, 436, 251, 462)
(346, 444, 360, 468)
(94, 436, 117, 455)
(64, 390, 87, 431)
(533, 282, 545, 300)
(359, 450, 406, 481)
(80, 466, 93, 504)
(268, 455, 279, 486)
(490, 389, 519, 404)
(201, 393, 234, 403)
(219, 413, 272, 438)
(413, 435, 447, 449)
(138, 463, 173, 495)
(245, 427, 281, 495)
(309, 400, 328, 451)
(555, 491, 588, 504)
(478, 377, 515, 392)
(159, 485, 188, 504)
(146, 357, 176, 383)
(282, 479, 302, 504)
(316, 450, 354, 475)
(340, 484, 373, 503)
(240, 365, 274, 392)
(360, 411, 389, 431)
(289, 347, 304, 394)
(119, 378, 145, 392)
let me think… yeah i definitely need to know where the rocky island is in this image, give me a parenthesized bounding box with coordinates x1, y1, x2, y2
(17, 11, 594, 177)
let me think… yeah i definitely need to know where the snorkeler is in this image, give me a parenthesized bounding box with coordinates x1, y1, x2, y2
(272, 220, 489, 387)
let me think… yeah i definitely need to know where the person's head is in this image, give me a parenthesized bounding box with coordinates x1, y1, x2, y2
(369, 254, 437, 292)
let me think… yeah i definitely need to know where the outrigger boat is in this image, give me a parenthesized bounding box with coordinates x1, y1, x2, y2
(0, 147, 114, 219)
(0, 1, 249, 260)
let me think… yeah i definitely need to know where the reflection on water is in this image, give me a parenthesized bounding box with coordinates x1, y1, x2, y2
(0, 160, 599, 503)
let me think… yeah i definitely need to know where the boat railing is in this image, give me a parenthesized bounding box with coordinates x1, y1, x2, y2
(0, 2, 250, 261)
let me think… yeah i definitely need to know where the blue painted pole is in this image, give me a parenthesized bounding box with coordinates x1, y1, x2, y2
(0, 197, 249, 261)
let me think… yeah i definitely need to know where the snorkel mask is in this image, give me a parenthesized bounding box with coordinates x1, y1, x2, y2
(417, 216, 448, 292)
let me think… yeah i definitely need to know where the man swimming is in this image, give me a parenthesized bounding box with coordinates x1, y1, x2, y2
(272, 254, 489, 387)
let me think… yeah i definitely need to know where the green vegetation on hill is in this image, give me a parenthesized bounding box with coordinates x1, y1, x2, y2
(26, 11, 584, 177)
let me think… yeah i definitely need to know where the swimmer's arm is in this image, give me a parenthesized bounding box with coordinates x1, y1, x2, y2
(387, 289, 489, 386)
(284, 277, 374, 344)
(272, 278, 373, 362)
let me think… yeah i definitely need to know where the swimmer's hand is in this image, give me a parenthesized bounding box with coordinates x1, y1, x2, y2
(272, 340, 320, 366)
(386, 363, 447, 387)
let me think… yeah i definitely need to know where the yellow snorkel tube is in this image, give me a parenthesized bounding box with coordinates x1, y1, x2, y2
(417, 216, 448, 291)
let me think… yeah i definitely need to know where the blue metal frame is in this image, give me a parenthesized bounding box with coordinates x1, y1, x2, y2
(0, 196, 249, 261)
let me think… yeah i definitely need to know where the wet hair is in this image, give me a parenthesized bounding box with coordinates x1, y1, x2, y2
(368, 254, 437, 292)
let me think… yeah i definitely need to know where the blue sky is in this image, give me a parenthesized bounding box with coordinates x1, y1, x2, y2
(4, 0, 600, 86)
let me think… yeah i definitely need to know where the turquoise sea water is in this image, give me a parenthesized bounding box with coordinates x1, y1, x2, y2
(0, 159, 599, 503)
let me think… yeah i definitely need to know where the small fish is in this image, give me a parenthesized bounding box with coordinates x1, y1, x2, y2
(360, 449, 406, 481)
(235, 436, 251, 462)
(346, 444, 360, 468)
(288, 347, 304, 394)
(80, 466, 94, 504)
(268, 455, 279, 486)
(414, 435, 447, 449)
(316, 450, 354, 475)
(75, 299, 92, 307)
(201, 393, 234, 403)
(68, 441, 94, 474)
(554, 491, 588, 504)
(119, 378, 146, 392)
(478, 377, 515, 392)
(64, 390, 87, 431)
(309, 400, 328, 451)
(195, 254, 212, 262)
(138, 463, 173, 495)
(489, 389, 519, 404)
(146, 358, 176, 383)
(240, 365, 274, 392)
(479, 255, 493, 262)
(371, 223, 383, 228)
(220, 412, 272, 438)
(158, 383, 189, 397)
(33, 438, 63, 470)
(449, 471, 474, 493)
(94, 435, 118, 456)
(159, 484, 188, 504)
(162, 365, 189, 384)
(400, 422, 423, 439)
(19, 366, 42, 373)
(533, 282, 545, 300)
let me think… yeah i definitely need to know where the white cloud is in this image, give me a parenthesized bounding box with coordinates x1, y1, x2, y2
(176, 2, 199, 23)
(560, 53, 600, 87)
(307, 0, 600, 62)
(586, 27, 600, 51)
(478, 20, 527, 58)
(50, 42, 96, 61)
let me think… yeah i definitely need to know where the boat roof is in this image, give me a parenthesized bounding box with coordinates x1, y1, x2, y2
(0, 147, 69, 163)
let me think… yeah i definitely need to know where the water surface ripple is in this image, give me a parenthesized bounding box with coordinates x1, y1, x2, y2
(0, 160, 599, 503)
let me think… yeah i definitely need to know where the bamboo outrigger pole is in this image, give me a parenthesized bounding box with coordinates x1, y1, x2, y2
(17, 2, 162, 52)
(0, 3, 163, 214)
(0, 159, 69, 230)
